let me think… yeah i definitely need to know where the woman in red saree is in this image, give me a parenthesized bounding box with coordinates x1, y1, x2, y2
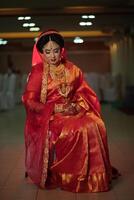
(22, 30, 119, 193)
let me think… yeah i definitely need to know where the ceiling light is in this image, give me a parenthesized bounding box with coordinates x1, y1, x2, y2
(23, 23, 29, 27)
(79, 22, 86, 26)
(22, 23, 35, 27)
(2, 40, 8, 45)
(89, 15, 95, 19)
(79, 22, 92, 26)
(73, 37, 84, 44)
(29, 27, 40, 32)
(82, 15, 88, 19)
(18, 16, 24, 20)
(0, 39, 8, 45)
(86, 22, 93, 26)
(24, 16, 31, 20)
(29, 23, 35, 27)
(18, 16, 31, 21)
(81, 15, 95, 19)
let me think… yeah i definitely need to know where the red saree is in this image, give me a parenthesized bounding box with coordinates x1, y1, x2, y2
(22, 60, 115, 192)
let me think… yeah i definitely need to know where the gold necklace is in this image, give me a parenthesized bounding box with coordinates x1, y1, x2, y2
(49, 64, 70, 98)
(49, 64, 65, 82)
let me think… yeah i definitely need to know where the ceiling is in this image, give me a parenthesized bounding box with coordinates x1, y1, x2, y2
(0, 0, 134, 50)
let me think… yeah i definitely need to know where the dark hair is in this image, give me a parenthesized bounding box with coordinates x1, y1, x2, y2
(36, 33, 64, 53)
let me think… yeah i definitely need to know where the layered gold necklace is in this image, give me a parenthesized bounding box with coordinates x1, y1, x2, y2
(49, 64, 65, 82)
(40, 63, 70, 103)
(49, 64, 70, 98)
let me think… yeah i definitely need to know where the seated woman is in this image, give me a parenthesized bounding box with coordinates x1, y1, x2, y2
(22, 30, 119, 193)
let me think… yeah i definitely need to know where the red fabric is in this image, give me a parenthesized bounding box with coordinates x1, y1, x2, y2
(32, 43, 43, 66)
(22, 64, 54, 186)
(22, 39, 119, 192)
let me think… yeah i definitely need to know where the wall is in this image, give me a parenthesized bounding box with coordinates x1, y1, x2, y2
(110, 36, 134, 96)
(0, 52, 32, 74)
(0, 46, 111, 74)
(68, 50, 111, 73)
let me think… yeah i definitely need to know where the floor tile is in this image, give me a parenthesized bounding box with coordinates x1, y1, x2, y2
(37, 189, 76, 200)
(76, 190, 117, 200)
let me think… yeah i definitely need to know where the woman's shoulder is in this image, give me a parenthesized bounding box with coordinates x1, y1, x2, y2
(27, 63, 43, 81)
(65, 60, 82, 79)
(32, 62, 43, 72)
(65, 60, 81, 72)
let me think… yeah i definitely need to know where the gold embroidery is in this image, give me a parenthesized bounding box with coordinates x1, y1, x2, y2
(40, 63, 49, 103)
(60, 173, 73, 184)
(49, 64, 70, 98)
(40, 63, 49, 187)
(87, 172, 109, 192)
(40, 131, 49, 188)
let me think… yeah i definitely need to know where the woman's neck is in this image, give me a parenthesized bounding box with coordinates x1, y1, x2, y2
(49, 61, 61, 68)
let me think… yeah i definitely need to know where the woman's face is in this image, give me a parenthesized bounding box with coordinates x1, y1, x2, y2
(42, 41, 61, 66)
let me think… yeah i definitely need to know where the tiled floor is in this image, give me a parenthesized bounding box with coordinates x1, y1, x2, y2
(0, 104, 134, 200)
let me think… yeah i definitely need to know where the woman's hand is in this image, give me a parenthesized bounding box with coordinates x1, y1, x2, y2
(63, 103, 78, 115)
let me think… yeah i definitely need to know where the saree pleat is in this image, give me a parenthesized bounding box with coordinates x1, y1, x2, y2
(46, 111, 111, 192)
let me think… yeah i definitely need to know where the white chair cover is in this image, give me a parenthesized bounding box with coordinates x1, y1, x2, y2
(84, 72, 101, 100)
(0, 73, 17, 110)
(100, 73, 118, 102)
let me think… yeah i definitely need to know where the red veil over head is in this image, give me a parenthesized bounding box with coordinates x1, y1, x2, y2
(32, 42, 43, 66)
